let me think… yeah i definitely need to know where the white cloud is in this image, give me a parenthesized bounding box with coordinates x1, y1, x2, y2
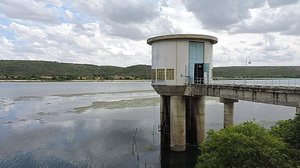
(213, 33, 300, 66)
(231, 4, 300, 36)
(1, 21, 151, 66)
(268, 0, 300, 8)
(70, 0, 159, 23)
(0, 36, 13, 54)
(0, 0, 60, 24)
(0, 0, 299, 67)
(183, 0, 265, 30)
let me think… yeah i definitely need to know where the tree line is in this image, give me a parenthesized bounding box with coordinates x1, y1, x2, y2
(1, 60, 300, 81)
(0, 60, 151, 80)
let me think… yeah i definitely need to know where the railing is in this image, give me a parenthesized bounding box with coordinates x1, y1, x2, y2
(190, 77, 300, 87)
(152, 76, 300, 88)
(184, 76, 191, 85)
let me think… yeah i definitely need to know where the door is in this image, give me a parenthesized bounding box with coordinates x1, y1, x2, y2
(189, 42, 204, 84)
(194, 63, 204, 84)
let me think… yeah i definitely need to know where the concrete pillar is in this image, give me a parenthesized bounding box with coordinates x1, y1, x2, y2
(170, 96, 186, 152)
(160, 96, 164, 128)
(191, 96, 205, 144)
(220, 98, 238, 128)
(160, 96, 170, 147)
(296, 107, 300, 115)
(160, 96, 165, 145)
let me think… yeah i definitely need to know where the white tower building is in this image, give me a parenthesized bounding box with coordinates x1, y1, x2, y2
(147, 34, 218, 85)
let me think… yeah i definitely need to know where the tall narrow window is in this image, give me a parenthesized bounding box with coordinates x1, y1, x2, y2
(157, 69, 165, 80)
(151, 69, 156, 80)
(166, 69, 174, 80)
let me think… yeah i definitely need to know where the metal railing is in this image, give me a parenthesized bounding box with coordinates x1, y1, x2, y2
(188, 77, 300, 87)
(152, 76, 300, 88)
(212, 78, 299, 87)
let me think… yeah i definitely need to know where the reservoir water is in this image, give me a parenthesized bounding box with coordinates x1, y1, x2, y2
(0, 82, 297, 168)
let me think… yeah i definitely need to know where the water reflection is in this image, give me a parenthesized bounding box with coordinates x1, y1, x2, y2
(161, 147, 199, 168)
(0, 119, 161, 168)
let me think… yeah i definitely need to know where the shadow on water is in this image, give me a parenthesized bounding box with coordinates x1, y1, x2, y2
(160, 146, 200, 168)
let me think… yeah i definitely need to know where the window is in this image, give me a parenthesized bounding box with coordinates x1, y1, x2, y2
(151, 69, 156, 80)
(166, 69, 174, 80)
(157, 69, 165, 80)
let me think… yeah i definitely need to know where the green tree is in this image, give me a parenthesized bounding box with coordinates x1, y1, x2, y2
(270, 114, 300, 166)
(196, 122, 292, 168)
(271, 114, 300, 149)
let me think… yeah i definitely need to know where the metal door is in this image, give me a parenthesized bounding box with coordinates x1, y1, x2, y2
(189, 42, 204, 84)
(194, 63, 204, 84)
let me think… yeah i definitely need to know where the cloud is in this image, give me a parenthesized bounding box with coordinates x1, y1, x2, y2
(0, 36, 13, 54)
(262, 34, 280, 51)
(0, 0, 300, 67)
(71, 0, 159, 24)
(252, 42, 264, 46)
(0, 0, 180, 65)
(1, 22, 151, 66)
(68, 0, 171, 40)
(258, 34, 297, 62)
(104, 15, 183, 40)
(183, 0, 300, 36)
(103, 22, 148, 40)
(100, 0, 159, 24)
(67, 0, 181, 40)
(282, 22, 300, 36)
(230, 4, 300, 36)
(267, 0, 300, 8)
(214, 33, 299, 66)
(183, 0, 265, 30)
(0, 0, 60, 24)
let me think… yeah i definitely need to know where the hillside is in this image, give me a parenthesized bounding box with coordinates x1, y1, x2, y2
(0, 60, 150, 80)
(213, 66, 300, 78)
(0, 60, 300, 80)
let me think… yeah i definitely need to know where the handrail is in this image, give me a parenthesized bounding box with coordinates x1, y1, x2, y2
(189, 78, 300, 88)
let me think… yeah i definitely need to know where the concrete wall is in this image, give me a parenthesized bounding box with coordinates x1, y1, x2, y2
(151, 39, 214, 86)
(152, 40, 188, 85)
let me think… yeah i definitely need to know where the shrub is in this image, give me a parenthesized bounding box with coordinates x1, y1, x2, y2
(196, 122, 292, 168)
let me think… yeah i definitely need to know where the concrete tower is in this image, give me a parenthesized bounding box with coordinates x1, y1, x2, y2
(148, 34, 217, 85)
(147, 34, 218, 152)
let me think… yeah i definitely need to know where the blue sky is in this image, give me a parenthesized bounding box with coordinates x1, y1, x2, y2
(0, 0, 300, 67)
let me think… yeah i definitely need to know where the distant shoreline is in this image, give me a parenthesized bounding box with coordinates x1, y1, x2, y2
(0, 80, 151, 82)
(1, 60, 300, 80)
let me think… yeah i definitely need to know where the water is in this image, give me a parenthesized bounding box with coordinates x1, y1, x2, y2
(0, 82, 297, 168)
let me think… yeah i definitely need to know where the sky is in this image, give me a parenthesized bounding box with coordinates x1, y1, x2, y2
(0, 0, 300, 67)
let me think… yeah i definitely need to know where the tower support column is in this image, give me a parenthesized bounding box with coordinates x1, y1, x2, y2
(191, 96, 205, 144)
(160, 96, 165, 145)
(220, 98, 238, 128)
(170, 96, 186, 152)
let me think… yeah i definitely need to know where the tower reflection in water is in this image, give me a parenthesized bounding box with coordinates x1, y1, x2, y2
(160, 146, 200, 168)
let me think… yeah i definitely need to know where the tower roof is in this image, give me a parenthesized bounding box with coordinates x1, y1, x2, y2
(147, 34, 218, 45)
